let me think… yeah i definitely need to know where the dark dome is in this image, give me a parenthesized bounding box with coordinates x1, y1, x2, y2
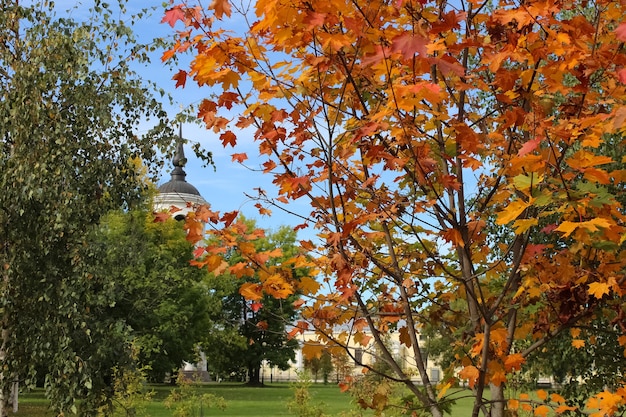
(158, 179, 202, 196)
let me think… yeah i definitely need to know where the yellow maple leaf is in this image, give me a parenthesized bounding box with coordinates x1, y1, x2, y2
(437, 381, 452, 400)
(513, 218, 538, 234)
(496, 199, 530, 225)
(263, 274, 294, 299)
(572, 339, 585, 349)
(556, 218, 611, 238)
(302, 342, 324, 359)
(297, 276, 320, 295)
(588, 281, 611, 299)
(554, 221, 579, 237)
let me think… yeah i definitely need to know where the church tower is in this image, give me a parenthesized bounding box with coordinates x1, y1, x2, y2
(153, 125, 205, 219)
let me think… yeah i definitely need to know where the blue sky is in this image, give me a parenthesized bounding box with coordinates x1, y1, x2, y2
(46, 0, 307, 233)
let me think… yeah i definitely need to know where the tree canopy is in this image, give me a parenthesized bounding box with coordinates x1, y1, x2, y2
(164, 0, 626, 416)
(0, 1, 173, 415)
(92, 210, 214, 383)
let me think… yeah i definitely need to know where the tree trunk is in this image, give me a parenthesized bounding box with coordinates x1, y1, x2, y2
(247, 364, 262, 386)
(490, 383, 505, 417)
(0, 327, 9, 417)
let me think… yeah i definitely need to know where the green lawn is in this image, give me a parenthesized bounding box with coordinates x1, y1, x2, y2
(15, 383, 373, 417)
(14, 383, 481, 416)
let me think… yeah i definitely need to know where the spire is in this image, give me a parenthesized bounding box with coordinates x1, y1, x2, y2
(156, 122, 202, 198)
(170, 123, 187, 182)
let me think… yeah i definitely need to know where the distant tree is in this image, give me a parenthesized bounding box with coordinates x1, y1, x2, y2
(304, 349, 333, 384)
(331, 350, 353, 384)
(91, 210, 215, 383)
(205, 220, 302, 385)
(0, 1, 174, 415)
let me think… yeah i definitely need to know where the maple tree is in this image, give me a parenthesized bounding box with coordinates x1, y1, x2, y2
(163, 0, 626, 415)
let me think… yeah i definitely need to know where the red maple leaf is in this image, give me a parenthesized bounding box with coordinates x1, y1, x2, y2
(221, 210, 238, 227)
(391, 33, 428, 59)
(231, 153, 248, 163)
(218, 92, 239, 110)
(618, 68, 626, 84)
(220, 130, 237, 147)
(616, 22, 626, 41)
(161, 6, 185, 28)
(303, 11, 326, 29)
(172, 70, 187, 88)
(153, 212, 170, 222)
(518, 137, 540, 157)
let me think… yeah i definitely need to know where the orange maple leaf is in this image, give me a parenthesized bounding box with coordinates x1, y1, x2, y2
(221, 210, 238, 227)
(184, 218, 204, 244)
(231, 153, 248, 163)
(153, 212, 170, 223)
(399, 326, 412, 348)
(442, 228, 465, 248)
(458, 365, 480, 389)
(504, 353, 525, 372)
(209, 0, 231, 19)
(229, 262, 253, 278)
(239, 282, 263, 301)
(391, 33, 428, 59)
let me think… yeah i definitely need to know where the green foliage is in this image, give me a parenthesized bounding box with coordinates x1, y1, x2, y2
(529, 315, 626, 411)
(287, 371, 328, 417)
(97, 360, 154, 417)
(0, 0, 174, 414)
(344, 353, 453, 417)
(164, 372, 227, 417)
(92, 210, 215, 383)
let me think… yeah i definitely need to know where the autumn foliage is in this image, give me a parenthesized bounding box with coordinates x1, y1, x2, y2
(163, 0, 626, 415)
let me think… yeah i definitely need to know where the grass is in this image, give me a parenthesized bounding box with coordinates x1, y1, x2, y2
(14, 383, 373, 417)
(13, 383, 488, 416)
